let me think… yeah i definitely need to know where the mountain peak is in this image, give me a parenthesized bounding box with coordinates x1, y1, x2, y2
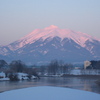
(8, 25, 100, 51)
(44, 25, 58, 30)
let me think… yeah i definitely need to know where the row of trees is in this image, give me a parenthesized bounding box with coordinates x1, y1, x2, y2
(0, 60, 40, 79)
(1, 59, 100, 77)
(39, 60, 73, 75)
(0, 59, 73, 76)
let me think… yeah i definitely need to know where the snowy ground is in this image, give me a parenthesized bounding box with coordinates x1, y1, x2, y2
(0, 77, 9, 81)
(0, 86, 100, 100)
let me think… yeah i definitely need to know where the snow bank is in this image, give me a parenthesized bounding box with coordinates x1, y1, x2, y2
(0, 78, 9, 81)
(17, 73, 28, 80)
(70, 69, 81, 75)
(0, 86, 100, 100)
(0, 72, 9, 81)
(70, 69, 100, 75)
(0, 72, 5, 78)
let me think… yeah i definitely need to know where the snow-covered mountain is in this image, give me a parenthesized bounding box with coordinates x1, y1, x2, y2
(0, 25, 100, 64)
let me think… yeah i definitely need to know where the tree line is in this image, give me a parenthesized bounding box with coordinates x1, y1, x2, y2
(0, 59, 100, 77)
(0, 60, 40, 79)
(37, 60, 73, 76)
(0, 59, 73, 76)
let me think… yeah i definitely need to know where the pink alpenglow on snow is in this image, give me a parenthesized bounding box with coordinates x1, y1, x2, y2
(9, 25, 100, 51)
(0, 86, 100, 100)
(44, 25, 58, 30)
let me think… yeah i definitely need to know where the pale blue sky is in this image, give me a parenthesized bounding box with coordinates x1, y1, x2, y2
(0, 0, 100, 45)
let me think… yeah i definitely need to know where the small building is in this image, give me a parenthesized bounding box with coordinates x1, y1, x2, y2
(84, 61, 91, 69)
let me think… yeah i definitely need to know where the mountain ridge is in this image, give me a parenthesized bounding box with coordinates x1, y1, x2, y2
(7, 25, 100, 50)
(0, 25, 100, 64)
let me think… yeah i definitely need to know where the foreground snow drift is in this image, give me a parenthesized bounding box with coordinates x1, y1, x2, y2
(0, 86, 100, 100)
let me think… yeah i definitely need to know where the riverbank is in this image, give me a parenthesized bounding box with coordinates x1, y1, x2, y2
(62, 74, 100, 78)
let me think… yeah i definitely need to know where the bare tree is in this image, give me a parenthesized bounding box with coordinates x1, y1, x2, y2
(48, 60, 59, 75)
(9, 60, 26, 73)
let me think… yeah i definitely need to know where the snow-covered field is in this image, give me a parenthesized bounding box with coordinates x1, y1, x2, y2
(0, 86, 100, 100)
